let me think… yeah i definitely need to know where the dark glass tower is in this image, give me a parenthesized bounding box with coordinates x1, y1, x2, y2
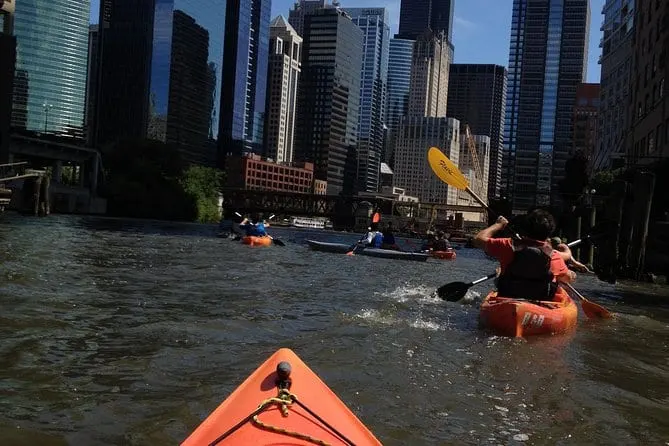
(219, 0, 271, 163)
(295, 6, 363, 195)
(10, 0, 90, 137)
(504, 0, 589, 210)
(385, 37, 414, 166)
(447, 64, 507, 199)
(397, 0, 454, 42)
(97, 0, 225, 166)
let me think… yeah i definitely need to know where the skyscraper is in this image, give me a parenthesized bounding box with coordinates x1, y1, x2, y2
(397, 0, 454, 42)
(220, 0, 271, 163)
(288, 0, 328, 37)
(10, 0, 90, 137)
(593, 0, 634, 171)
(447, 64, 507, 199)
(504, 0, 590, 210)
(458, 134, 490, 220)
(573, 83, 600, 160)
(265, 16, 302, 164)
(345, 7, 390, 193)
(407, 30, 450, 118)
(294, 6, 363, 195)
(385, 38, 415, 166)
(85, 25, 99, 145)
(97, 1, 225, 166)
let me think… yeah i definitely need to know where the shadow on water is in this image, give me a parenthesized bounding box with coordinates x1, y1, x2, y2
(0, 214, 667, 445)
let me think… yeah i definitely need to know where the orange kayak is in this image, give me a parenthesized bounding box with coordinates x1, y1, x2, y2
(431, 249, 456, 260)
(182, 348, 382, 446)
(479, 287, 578, 337)
(241, 235, 272, 246)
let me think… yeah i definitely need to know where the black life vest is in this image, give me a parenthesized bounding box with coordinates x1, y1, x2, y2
(497, 242, 557, 301)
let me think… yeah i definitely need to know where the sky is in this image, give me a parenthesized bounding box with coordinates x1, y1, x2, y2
(89, 0, 605, 83)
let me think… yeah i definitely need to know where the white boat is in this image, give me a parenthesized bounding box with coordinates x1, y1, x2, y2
(291, 216, 332, 229)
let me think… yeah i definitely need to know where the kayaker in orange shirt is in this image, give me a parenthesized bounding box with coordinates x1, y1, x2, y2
(473, 209, 576, 300)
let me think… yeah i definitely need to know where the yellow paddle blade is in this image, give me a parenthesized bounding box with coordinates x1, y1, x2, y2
(427, 147, 469, 190)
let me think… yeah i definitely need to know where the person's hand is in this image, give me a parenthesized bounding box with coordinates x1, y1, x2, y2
(496, 216, 509, 227)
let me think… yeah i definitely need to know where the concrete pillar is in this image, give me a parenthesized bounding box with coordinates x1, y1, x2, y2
(53, 160, 63, 183)
(91, 155, 99, 195)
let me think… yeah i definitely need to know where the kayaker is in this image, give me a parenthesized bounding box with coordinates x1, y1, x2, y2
(240, 216, 268, 237)
(381, 222, 400, 250)
(432, 230, 452, 251)
(551, 237, 592, 273)
(472, 209, 577, 301)
(360, 222, 383, 248)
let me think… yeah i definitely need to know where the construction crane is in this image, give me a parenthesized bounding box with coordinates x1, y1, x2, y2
(464, 124, 485, 200)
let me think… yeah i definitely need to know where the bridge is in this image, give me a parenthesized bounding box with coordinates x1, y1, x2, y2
(220, 188, 485, 228)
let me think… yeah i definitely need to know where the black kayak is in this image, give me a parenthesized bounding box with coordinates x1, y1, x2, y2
(306, 240, 429, 262)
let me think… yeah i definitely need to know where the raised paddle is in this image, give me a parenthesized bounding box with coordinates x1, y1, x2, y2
(346, 212, 381, 256)
(437, 239, 584, 302)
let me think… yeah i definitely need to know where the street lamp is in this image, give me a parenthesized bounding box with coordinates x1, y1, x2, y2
(43, 103, 53, 134)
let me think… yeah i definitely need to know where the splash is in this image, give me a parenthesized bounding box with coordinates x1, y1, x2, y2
(378, 283, 442, 305)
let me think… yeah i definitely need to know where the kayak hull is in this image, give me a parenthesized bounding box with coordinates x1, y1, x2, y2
(359, 248, 429, 262)
(242, 235, 272, 246)
(307, 240, 351, 253)
(479, 287, 578, 337)
(431, 250, 456, 260)
(182, 348, 381, 446)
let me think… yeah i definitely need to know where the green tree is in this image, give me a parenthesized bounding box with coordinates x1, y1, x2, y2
(181, 165, 224, 223)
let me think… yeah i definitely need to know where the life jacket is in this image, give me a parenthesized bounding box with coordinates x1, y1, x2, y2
(372, 232, 384, 248)
(496, 242, 557, 301)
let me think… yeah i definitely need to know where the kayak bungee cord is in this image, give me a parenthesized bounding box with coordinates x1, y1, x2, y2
(208, 362, 356, 446)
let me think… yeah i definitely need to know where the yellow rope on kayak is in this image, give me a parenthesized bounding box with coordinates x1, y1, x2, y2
(251, 388, 332, 446)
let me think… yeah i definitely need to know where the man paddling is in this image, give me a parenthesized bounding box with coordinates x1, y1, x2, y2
(472, 209, 576, 301)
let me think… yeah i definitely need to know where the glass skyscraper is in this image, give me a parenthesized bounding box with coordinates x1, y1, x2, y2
(97, 0, 225, 166)
(219, 0, 271, 162)
(397, 0, 454, 42)
(504, 0, 590, 210)
(385, 38, 414, 166)
(10, 0, 90, 137)
(345, 7, 390, 193)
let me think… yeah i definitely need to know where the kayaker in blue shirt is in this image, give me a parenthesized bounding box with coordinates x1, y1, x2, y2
(240, 216, 268, 237)
(360, 222, 382, 247)
(381, 222, 400, 250)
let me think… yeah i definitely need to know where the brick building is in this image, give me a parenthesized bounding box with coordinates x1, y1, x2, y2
(573, 83, 600, 163)
(226, 153, 326, 194)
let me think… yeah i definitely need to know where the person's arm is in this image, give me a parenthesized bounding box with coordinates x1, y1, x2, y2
(554, 243, 573, 263)
(473, 216, 509, 249)
(556, 270, 577, 283)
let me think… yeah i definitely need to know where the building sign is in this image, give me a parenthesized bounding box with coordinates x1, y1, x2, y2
(0, 0, 16, 14)
(102, 0, 112, 27)
(360, 8, 384, 16)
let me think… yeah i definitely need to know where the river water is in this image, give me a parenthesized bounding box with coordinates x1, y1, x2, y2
(0, 214, 667, 445)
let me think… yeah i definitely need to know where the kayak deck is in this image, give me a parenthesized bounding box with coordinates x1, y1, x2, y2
(307, 240, 351, 253)
(479, 287, 578, 337)
(182, 348, 381, 446)
(307, 240, 429, 261)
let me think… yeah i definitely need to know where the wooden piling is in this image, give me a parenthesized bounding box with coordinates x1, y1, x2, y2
(586, 206, 596, 266)
(32, 175, 42, 217)
(593, 180, 627, 283)
(39, 174, 50, 216)
(628, 172, 656, 280)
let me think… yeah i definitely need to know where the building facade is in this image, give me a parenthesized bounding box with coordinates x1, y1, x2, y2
(593, 0, 634, 171)
(504, 0, 590, 211)
(288, 0, 329, 37)
(397, 0, 454, 42)
(85, 24, 99, 145)
(0, 12, 16, 163)
(385, 37, 415, 166)
(447, 64, 507, 199)
(627, 0, 668, 166)
(394, 117, 460, 204)
(573, 83, 600, 162)
(220, 0, 271, 163)
(294, 6, 363, 195)
(458, 134, 491, 221)
(10, 0, 90, 137)
(97, 0, 225, 166)
(265, 16, 302, 164)
(226, 153, 325, 194)
(345, 7, 390, 193)
(407, 30, 450, 118)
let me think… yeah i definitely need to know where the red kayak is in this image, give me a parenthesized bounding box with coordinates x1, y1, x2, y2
(182, 348, 382, 445)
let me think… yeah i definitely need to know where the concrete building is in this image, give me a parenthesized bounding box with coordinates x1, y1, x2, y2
(407, 30, 450, 118)
(458, 133, 490, 221)
(294, 6, 362, 195)
(573, 83, 600, 163)
(288, 0, 329, 38)
(447, 64, 507, 199)
(397, 0, 454, 43)
(265, 16, 302, 164)
(385, 37, 415, 166)
(627, 0, 668, 166)
(345, 7, 390, 193)
(593, 0, 634, 171)
(504, 0, 590, 211)
(394, 117, 460, 204)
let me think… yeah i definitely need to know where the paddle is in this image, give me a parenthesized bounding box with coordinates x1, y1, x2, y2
(437, 239, 584, 302)
(562, 282, 613, 319)
(235, 212, 285, 246)
(346, 212, 381, 256)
